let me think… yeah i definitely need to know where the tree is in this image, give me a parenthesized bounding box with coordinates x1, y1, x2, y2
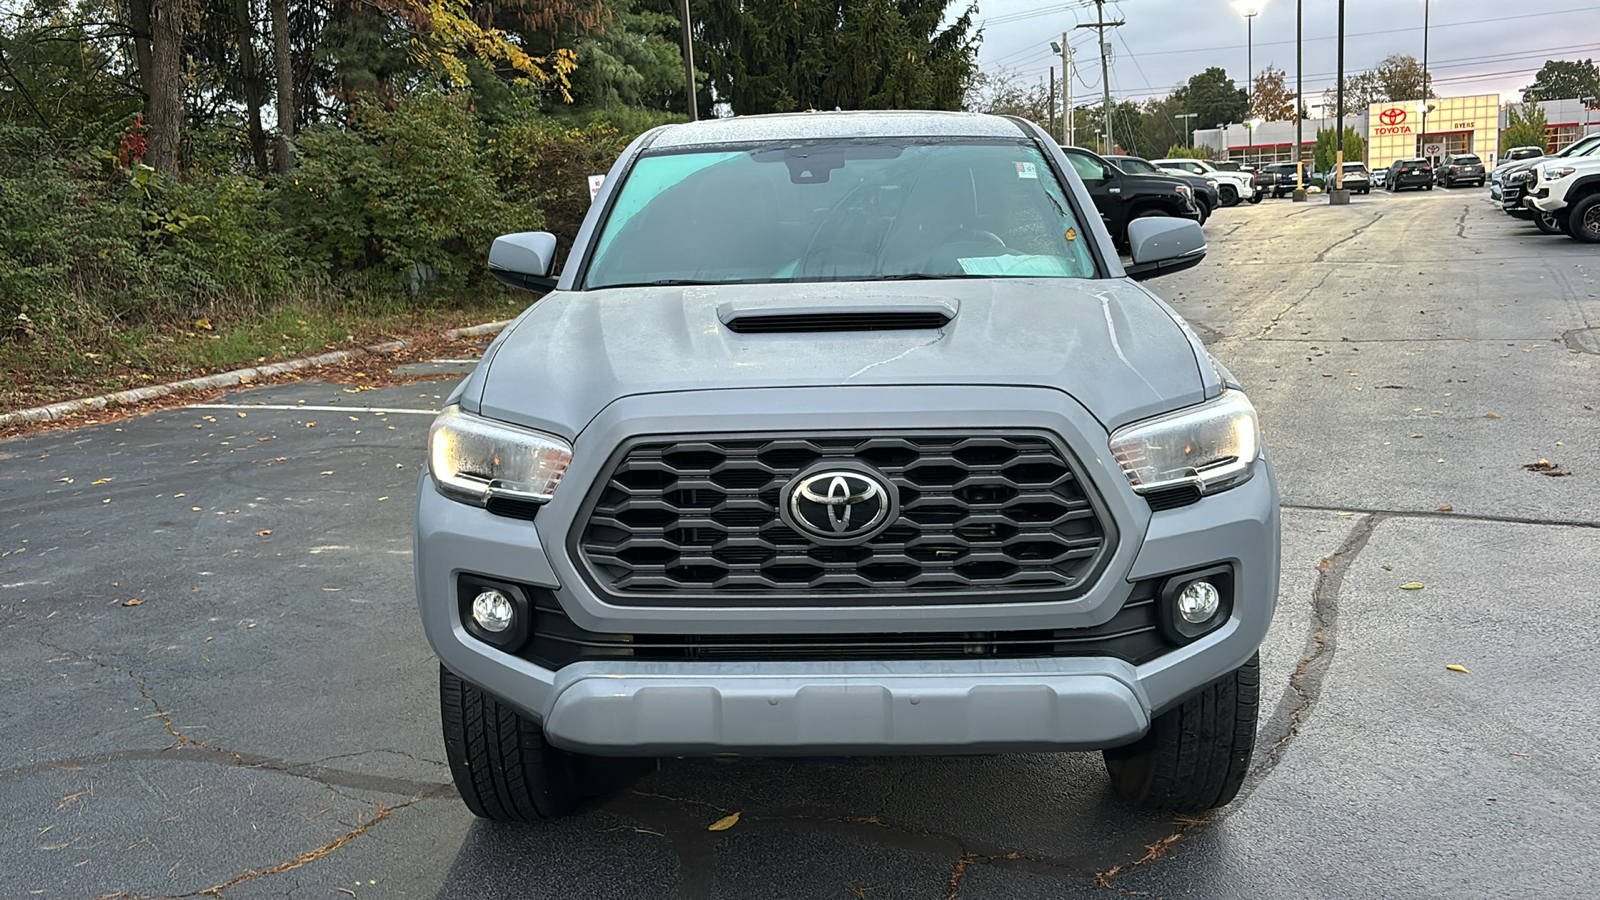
(965, 66, 1056, 128)
(1172, 67, 1247, 130)
(1139, 94, 1188, 154)
(1522, 58, 1600, 102)
(1501, 102, 1549, 153)
(1250, 65, 1294, 121)
(1313, 125, 1364, 172)
(699, 0, 979, 115)
(144, 0, 187, 174)
(1372, 53, 1431, 101)
(567, 0, 687, 109)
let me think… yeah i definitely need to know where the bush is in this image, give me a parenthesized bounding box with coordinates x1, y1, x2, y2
(283, 88, 537, 294)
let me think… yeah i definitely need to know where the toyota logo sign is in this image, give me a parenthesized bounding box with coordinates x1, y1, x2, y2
(781, 465, 898, 544)
(1378, 107, 1407, 126)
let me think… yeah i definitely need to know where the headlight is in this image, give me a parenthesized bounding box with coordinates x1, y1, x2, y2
(1175, 184, 1191, 195)
(427, 406, 572, 506)
(1108, 390, 1261, 496)
(1542, 166, 1576, 180)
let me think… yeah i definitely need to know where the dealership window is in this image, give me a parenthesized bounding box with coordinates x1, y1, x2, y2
(1416, 132, 1472, 162)
(1550, 125, 1585, 153)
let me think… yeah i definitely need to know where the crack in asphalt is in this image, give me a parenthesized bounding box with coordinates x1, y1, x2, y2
(1251, 514, 1380, 780)
(1455, 205, 1471, 239)
(1279, 502, 1600, 530)
(1252, 266, 1338, 340)
(1311, 211, 1383, 264)
(94, 796, 427, 900)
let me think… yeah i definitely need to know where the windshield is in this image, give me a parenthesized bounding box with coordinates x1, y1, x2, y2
(584, 139, 1097, 288)
(1113, 157, 1162, 175)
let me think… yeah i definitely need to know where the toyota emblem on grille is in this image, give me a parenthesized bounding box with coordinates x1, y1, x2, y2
(781, 466, 898, 544)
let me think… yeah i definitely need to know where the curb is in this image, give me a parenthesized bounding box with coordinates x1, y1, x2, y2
(0, 319, 513, 429)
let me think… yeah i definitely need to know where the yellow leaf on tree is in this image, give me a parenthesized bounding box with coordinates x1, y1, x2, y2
(707, 812, 741, 832)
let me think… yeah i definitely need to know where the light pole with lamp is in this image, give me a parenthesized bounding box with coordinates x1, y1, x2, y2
(1177, 112, 1198, 147)
(1420, 0, 1431, 159)
(1235, 2, 1262, 162)
(1329, 0, 1350, 204)
(1293, 0, 1307, 201)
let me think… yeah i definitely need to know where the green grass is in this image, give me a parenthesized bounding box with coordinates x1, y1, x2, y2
(1, 291, 531, 411)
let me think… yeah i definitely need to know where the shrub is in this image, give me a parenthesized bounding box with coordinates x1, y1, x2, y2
(283, 89, 535, 295)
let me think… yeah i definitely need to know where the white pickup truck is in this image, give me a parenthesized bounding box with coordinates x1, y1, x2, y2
(1152, 158, 1263, 207)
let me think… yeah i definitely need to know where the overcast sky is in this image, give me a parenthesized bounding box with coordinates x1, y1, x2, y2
(974, 0, 1600, 112)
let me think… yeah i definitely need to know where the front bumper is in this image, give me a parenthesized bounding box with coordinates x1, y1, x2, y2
(1529, 185, 1566, 212)
(415, 386, 1281, 756)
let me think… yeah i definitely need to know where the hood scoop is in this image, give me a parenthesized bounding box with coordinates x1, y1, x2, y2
(718, 297, 957, 334)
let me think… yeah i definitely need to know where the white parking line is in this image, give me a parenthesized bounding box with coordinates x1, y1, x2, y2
(187, 404, 439, 415)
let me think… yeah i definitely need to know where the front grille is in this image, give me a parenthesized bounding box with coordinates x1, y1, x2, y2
(574, 433, 1113, 605)
(520, 581, 1171, 667)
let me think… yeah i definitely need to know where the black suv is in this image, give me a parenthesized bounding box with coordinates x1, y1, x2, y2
(1061, 146, 1200, 247)
(1436, 154, 1486, 188)
(1108, 155, 1218, 224)
(1386, 159, 1434, 191)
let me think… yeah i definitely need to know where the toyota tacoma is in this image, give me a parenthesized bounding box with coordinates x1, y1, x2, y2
(416, 111, 1280, 821)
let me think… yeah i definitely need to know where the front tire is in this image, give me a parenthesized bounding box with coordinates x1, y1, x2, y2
(1534, 209, 1565, 235)
(440, 665, 653, 821)
(1569, 194, 1600, 243)
(1103, 654, 1259, 812)
(1219, 185, 1239, 207)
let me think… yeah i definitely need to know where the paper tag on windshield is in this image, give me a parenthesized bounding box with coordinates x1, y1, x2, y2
(1016, 162, 1037, 179)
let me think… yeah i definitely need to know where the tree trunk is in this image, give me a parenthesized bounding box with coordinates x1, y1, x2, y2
(270, 0, 295, 172)
(144, 0, 186, 175)
(235, 0, 269, 173)
(127, 0, 155, 103)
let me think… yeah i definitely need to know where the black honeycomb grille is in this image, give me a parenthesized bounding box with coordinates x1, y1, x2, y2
(574, 433, 1113, 604)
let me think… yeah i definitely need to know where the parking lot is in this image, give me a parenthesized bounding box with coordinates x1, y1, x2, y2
(3, 186, 1597, 899)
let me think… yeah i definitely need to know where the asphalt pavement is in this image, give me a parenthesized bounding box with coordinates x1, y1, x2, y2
(2, 186, 1597, 899)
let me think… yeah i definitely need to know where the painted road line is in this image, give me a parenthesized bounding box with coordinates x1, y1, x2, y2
(187, 404, 440, 415)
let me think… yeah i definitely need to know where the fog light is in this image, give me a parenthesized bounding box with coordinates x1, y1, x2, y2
(471, 590, 515, 633)
(1177, 581, 1221, 624)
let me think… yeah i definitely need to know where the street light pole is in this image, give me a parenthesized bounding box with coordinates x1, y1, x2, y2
(1237, 3, 1261, 165)
(1420, 0, 1431, 159)
(1293, 0, 1306, 200)
(1177, 112, 1198, 147)
(1330, 0, 1349, 204)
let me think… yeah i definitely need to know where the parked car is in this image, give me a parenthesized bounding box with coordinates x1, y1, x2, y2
(1331, 162, 1372, 194)
(1527, 140, 1600, 241)
(422, 111, 1278, 820)
(1500, 134, 1600, 233)
(1262, 163, 1301, 198)
(1490, 148, 1544, 201)
(1063, 146, 1202, 247)
(1152, 157, 1262, 206)
(1386, 158, 1433, 191)
(1436, 154, 1486, 188)
(1109, 155, 1217, 224)
(1370, 166, 1389, 187)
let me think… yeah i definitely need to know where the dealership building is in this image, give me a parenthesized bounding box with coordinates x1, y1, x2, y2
(1193, 94, 1600, 169)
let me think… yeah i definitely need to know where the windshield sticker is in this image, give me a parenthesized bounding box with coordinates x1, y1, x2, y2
(1016, 162, 1038, 179)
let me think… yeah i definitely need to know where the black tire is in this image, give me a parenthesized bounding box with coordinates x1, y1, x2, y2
(1103, 653, 1259, 812)
(1570, 194, 1600, 243)
(1555, 208, 1573, 235)
(1218, 185, 1239, 207)
(439, 665, 653, 821)
(1534, 209, 1565, 235)
(1425, 183, 1433, 190)
(1195, 202, 1209, 226)
(1247, 192, 1263, 204)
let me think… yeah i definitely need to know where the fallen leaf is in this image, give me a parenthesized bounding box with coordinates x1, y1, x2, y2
(1437, 505, 1453, 511)
(237, 412, 247, 418)
(91, 477, 112, 485)
(1446, 664, 1470, 673)
(707, 812, 741, 832)
(174, 493, 186, 498)
(194, 317, 213, 331)
(1482, 413, 1500, 419)
(305, 422, 316, 428)
(1400, 582, 1425, 590)
(55, 477, 74, 483)
(1381, 564, 1394, 571)
(256, 530, 272, 536)
(122, 598, 144, 607)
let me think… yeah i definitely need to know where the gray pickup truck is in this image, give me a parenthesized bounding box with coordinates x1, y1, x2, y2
(416, 111, 1280, 821)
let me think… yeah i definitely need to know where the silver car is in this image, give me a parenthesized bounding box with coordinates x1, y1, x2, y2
(416, 112, 1280, 821)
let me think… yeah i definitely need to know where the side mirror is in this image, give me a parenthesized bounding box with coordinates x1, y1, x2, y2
(488, 232, 559, 292)
(1123, 218, 1206, 282)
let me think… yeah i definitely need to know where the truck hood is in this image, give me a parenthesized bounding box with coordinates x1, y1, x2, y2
(469, 279, 1209, 438)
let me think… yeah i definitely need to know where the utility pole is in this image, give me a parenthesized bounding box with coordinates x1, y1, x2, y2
(1063, 34, 1073, 146)
(1076, 2, 1122, 154)
(1049, 67, 1057, 137)
(1330, 0, 1349, 204)
(679, 0, 697, 120)
(1293, 0, 1306, 200)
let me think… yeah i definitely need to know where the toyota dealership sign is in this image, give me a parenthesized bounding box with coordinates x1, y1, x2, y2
(1375, 107, 1413, 135)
